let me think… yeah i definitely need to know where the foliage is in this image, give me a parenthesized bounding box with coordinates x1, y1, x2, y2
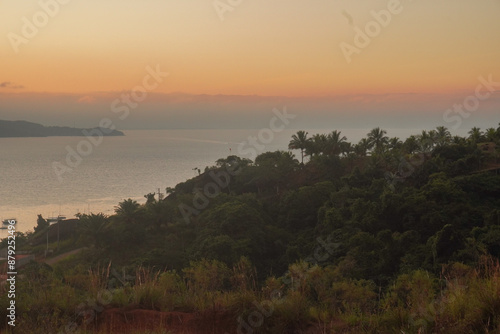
(5, 124, 500, 333)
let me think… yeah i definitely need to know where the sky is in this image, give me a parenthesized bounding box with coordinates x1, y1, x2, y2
(0, 0, 499, 131)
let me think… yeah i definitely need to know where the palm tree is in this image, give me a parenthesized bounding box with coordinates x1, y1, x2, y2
(468, 127, 484, 144)
(388, 137, 402, 150)
(340, 142, 353, 157)
(78, 213, 109, 248)
(417, 130, 434, 153)
(402, 135, 419, 155)
(114, 198, 141, 224)
(367, 127, 389, 153)
(305, 134, 328, 157)
(288, 131, 309, 164)
(435, 126, 451, 147)
(325, 130, 347, 156)
(485, 128, 498, 143)
(428, 130, 438, 146)
(452, 135, 466, 145)
(355, 138, 371, 156)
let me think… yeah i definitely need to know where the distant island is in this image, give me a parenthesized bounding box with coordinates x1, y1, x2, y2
(0, 120, 124, 138)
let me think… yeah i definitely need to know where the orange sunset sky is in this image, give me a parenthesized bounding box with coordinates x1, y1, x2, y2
(0, 0, 499, 130)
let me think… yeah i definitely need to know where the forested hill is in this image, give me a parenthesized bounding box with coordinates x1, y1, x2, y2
(0, 120, 124, 137)
(5, 124, 500, 333)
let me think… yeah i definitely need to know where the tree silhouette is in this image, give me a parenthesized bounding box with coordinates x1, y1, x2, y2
(114, 198, 141, 224)
(435, 126, 451, 147)
(288, 130, 309, 164)
(388, 137, 402, 150)
(144, 193, 156, 206)
(417, 130, 434, 153)
(305, 134, 328, 158)
(35, 214, 49, 233)
(485, 128, 498, 142)
(402, 135, 419, 155)
(325, 130, 347, 156)
(468, 127, 484, 144)
(78, 213, 109, 248)
(355, 138, 371, 156)
(367, 127, 389, 153)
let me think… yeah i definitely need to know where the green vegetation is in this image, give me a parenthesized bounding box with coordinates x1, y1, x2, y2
(2, 124, 500, 333)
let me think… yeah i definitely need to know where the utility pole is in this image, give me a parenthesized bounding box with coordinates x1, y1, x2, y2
(57, 220, 60, 251)
(157, 188, 164, 201)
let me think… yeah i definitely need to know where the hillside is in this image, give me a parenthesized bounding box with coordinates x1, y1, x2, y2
(0, 120, 124, 137)
(2, 124, 500, 333)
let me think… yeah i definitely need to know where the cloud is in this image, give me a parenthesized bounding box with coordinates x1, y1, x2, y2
(0, 82, 24, 89)
(76, 95, 97, 104)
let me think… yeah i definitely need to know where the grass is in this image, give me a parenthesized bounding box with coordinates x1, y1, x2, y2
(5, 256, 500, 333)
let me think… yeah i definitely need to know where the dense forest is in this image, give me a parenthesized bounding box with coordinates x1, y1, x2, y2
(2, 124, 500, 333)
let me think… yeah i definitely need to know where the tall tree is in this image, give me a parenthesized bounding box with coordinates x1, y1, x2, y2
(288, 131, 309, 164)
(485, 128, 498, 143)
(452, 135, 466, 145)
(417, 130, 434, 153)
(325, 130, 347, 156)
(341, 142, 354, 157)
(144, 192, 156, 206)
(306, 134, 328, 157)
(78, 213, 109, 248)
(388, 137, 402, 150)
(402, 135, 419, 155)
(367, 127, 389, 153)
(435, 126, 451, 147)
(468, 127, 484, 144)
(355, 138, 371, 156)
(35, 214, 49, 233)
(114, 198, 141, 224)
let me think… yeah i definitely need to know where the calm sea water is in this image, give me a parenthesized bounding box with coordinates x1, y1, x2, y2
(0, 127, 454, 235)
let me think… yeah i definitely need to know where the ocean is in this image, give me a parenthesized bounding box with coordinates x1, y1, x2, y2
(0, 127, 460, 235)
